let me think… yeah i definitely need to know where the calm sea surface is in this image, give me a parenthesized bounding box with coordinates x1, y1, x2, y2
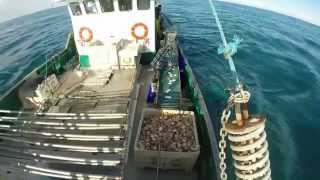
(0, 1, 320, 179)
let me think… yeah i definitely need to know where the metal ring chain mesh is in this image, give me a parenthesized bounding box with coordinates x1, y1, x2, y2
(219, 107, 272, 180)
(219, 109, 231, 180)
(227, 123, 272, 180)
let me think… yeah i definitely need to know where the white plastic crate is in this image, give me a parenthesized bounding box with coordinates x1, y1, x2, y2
(134, 108, 200, 171)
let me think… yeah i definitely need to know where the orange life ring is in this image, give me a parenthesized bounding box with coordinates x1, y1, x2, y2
(131, 23, 148, 40)
(79, 27, 93, 42)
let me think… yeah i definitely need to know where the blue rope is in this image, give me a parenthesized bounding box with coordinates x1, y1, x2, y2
(208, 0, 227, 46)
(218, 35, 243, 58)
(208, 0, 242, 89)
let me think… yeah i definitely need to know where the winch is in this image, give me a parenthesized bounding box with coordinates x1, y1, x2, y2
(220, 89, 272, 180)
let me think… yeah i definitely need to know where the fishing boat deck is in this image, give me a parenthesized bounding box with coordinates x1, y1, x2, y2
(55, 69, 135, 114)
(0, 68, 137, 179)
(0, 65, 198, 180)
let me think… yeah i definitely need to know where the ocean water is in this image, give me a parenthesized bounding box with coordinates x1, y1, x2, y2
(0, 9, 71, 95)
(0, 1, 320, 179)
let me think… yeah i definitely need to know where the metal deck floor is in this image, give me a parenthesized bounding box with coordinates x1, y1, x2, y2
(0, 66, 198, 180)
(0, 69, 137, 180)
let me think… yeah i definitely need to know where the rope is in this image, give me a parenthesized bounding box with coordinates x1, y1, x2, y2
(208, 0, 242, 90)
(208, 0, 227, 46)
(208, 2, 272, 180)
(207, 1, 243, 179)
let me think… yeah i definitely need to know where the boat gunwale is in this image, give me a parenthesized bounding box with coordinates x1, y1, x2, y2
(0, 33, 76, 103)
(179, 46, 221, 180)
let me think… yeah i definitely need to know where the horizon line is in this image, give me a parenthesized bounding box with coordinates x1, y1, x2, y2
(218, 0, 320, 28)
(1, 1, 319, 28)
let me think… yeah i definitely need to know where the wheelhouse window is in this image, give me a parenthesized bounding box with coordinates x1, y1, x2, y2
(84, 0, 98, 14)
(99, 0, 114, 12)
(70, 2, 82, 16)
(118, 0, 132, 11)
(137, 0, 150, 10)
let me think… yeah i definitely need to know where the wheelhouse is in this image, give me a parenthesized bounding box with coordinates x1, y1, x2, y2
(65, 0, 156, 69)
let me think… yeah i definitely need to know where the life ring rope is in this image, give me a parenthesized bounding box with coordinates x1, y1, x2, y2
(79, 27, 93, 42)
(131, 23, 149, 40)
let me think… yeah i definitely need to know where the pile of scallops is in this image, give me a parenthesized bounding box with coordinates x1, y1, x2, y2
(137, 112, 198, 152)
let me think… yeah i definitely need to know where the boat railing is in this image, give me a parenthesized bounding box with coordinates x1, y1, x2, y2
(0, 33, 78, 103)
(36, 33, 78, 76)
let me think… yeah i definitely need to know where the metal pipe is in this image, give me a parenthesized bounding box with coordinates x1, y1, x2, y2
(0, 135, 123, 150)
(0, 109, 127, 117)
(0, 124, 123, 130)
(0, 127, 123, 141)
(0, 115, 125, 121)
(0, 119, 124, 128)
(19, 163, 122, 180)
(0, 137, 123, 153)
(0, 147, 121, 166)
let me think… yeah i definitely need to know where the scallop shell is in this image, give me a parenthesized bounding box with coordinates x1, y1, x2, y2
(138, 112, 197, 152)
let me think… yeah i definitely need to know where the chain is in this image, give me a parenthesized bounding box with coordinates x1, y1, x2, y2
(219, 95, 233, 180)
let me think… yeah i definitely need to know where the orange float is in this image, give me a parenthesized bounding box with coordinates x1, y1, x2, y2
(131, 23, 149, 40)
(79, 27, 93, 42)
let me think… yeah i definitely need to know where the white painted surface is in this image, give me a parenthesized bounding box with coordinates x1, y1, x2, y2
(67, 0, 156, 69)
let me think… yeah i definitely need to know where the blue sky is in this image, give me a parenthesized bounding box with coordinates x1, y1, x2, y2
(220, 0, 320, 26)
(0, 0, 56, 22)
(0, 0, 319, 26)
